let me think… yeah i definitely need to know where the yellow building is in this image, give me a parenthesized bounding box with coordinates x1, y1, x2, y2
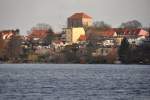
(64, 27, 85, 43)
(114, 36, 124, 46)
(67, 12, 92, 28)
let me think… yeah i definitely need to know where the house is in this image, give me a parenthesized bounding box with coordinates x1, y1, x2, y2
(91, 46, 118, 63)
(67, 12, 92, 28)
(115, 28, 149, 37)
(92, 47, 111, 56)
(51, 40, 65, 52)
(140, 38, 150, 47)
(114, 28, 149, 45)
(28, 29, 49, 40)
(27, 23, 55, 43)
(64, 27, 85, 43)
(27, 28, 55, 46)
(86, 28, 117, 46)
(102, 39, 115, 47)
(0, 29, 19, 40)
(87, 28, 117, 40)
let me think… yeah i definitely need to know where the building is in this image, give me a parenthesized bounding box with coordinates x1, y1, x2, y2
(86, 28, 117, 46)
(64, 12, 92, 44)
(27, 23, 54, 41)
(67, 12, 92, 28)
(115, 28, 149, 37)
(94, 47, 113, 56)
(102, 39, 115, 47)
(28, 29, 49, 40)
(0, 29, 19, 40)
(64, 27, 85, 43)
(114, 28, 149, 45)
(87, 28, 117, 38)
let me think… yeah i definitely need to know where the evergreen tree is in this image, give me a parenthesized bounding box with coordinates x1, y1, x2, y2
(118, 37, 130, 63)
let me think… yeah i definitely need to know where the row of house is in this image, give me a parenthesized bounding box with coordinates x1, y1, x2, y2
(0, 12, 149, 63)
(64, 12, 149, 47)
(1, 12, 147, 46)
(0, 12, 149, 45)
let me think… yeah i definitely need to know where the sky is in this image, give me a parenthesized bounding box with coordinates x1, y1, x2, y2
(0, 0, 150, 35)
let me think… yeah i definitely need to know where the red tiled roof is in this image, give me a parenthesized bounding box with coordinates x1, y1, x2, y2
(28, 29, 54, 39)
(0, 30, 16, 40)
(79, 35, 86, 41)
(87, 28, 149, 38)
(88, 29, 115, 37)
(68, 12, 92, 19)
(114, 28, 142, 35)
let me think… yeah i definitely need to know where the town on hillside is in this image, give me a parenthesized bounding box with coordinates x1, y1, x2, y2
(0, 12, 150, 64)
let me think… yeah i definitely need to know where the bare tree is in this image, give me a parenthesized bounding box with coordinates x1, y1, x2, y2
(4, 36, 22, 60)
(120, 20, 142, 29)
(93, 21, 111, 30)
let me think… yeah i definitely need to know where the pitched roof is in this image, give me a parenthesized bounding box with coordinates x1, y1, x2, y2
(87, 28, 149, 38)
(0, 30, 16, 40)
(114, 28, 148, 36)
(68, 12, 92, 19)
(28, 29, 50, 39)
(88, 28, 115, 37)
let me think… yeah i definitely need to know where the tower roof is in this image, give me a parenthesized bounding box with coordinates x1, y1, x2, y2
(68, 12, 92, 19)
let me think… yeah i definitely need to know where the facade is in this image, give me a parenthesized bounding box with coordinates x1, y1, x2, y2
(108, 28, 150, 46)
(141, 38, 150, 46)
(114, 28, 149, 46)
(103, 39, 115, 47)
(64, 27, 85, 43)
(95, 47, 112, 56)
(114, 37, 123, 46)
(67, 12, 92, 28)
(126, 36, 146, 46)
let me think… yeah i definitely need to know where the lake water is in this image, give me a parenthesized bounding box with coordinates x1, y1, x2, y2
(0, 64, 150, 100)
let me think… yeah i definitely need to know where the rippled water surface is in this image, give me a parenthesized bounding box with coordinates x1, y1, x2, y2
(0, 64, 150, 100)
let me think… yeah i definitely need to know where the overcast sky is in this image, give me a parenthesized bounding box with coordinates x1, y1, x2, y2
(0, 0, 150, 34)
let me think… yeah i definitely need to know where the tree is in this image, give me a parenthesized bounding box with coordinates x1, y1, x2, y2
(93, 21, 111, 30)
(43, 28, 55, 45)
(27, 52, 39, 63)
(62, 44, 80, 63)
(29, 23, 55, 45)
(0, 38, 5, 60)
(4, 36, 22, 61)
(32, 23, 52, 30)
(120, 20, 142, 29)
(15, 29, 20, 34)
(118, 37, 130, 63)
(106, 47, 118, 64)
